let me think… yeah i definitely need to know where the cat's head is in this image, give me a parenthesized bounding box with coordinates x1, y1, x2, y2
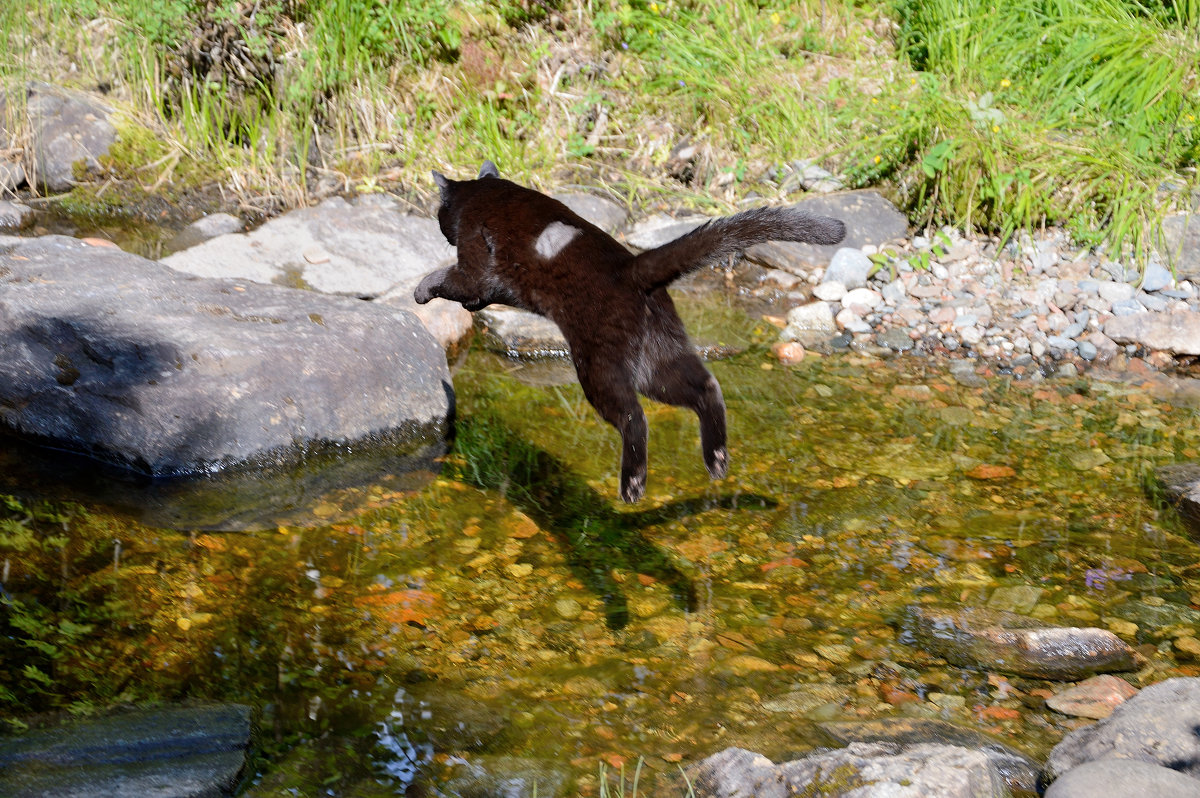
(431, 161, 500, 245)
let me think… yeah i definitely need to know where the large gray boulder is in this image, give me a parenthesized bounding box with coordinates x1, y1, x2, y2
(1045, 678, 1200, 782)
(0, 82, 117, 192)
(0, 703, 251, 798)
(160, 194, 471, 352)
(0, 235, 452, 476)
(689, 742, 1010, 798)
(1045, 759, 1200, 798)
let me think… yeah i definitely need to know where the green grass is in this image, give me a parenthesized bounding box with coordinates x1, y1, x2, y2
(0, 0, 1196, 263)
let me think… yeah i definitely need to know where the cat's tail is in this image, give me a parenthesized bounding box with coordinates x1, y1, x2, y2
(630, 206, 846, 290)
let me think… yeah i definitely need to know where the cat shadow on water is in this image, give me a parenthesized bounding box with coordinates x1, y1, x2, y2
(416, 161, 845, 503)
(454, 411, 776, 630)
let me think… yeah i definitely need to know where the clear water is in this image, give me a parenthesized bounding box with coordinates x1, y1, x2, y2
(3, 297, 1200, 796)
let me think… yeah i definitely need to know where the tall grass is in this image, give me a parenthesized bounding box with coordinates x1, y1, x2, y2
(0, 0, 1195, 261)
(887, 0, 1199, 258)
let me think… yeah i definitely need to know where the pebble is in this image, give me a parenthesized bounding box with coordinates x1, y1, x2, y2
(774, 228, 1200, 377)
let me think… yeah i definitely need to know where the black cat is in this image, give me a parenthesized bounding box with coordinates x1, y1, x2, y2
(415, 161, 845, 502)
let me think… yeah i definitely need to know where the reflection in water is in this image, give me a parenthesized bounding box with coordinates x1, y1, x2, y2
(0, 430, 444, 530)
(2, 348, 1200, 796)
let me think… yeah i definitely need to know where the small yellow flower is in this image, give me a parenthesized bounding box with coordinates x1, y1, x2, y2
(649, 1, 660, 13)
(910, 77, 917, 85)
(873, 155, 882, 164)
(1188, 114, 1196, 122)
(1000, 78, 1011, 88)
(992, 124, 1000, 133)
(870, 97, 878, 104)
(770, 11, 781, 24)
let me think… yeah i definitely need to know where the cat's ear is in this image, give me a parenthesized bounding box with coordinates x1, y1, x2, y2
(432, 170, 451, 202)
(478, 160, 500, 179)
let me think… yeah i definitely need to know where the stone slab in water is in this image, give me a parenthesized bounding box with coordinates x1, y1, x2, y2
(1045, 677, 1200, 781)
(688, 742, 1009, 798)
(474, 305, 570, 358)
(902, 604, 1139, 680)
(819, 717, 1039, 795)
(1153, 462, 1200, 541)
(0, 703, 251, 798)
(0, 235, 452, 476)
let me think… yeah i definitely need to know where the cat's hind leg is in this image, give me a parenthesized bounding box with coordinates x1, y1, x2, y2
(641, 352, 728, 480)
(577, 367, 649, 503)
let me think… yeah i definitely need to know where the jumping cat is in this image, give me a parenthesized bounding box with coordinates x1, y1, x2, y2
(415, 161, 846, 503)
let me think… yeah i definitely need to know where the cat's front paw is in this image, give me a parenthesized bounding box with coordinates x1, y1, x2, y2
(620, 471, 646, 503)
(705, 447, 728, 479)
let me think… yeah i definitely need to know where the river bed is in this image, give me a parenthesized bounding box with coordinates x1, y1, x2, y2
(3, 326, 1200, 795)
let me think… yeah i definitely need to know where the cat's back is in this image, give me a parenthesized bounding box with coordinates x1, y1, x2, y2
(459, 178, 629, 265)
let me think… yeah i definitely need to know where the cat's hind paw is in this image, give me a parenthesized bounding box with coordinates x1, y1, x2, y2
(705, 447, 728, 480)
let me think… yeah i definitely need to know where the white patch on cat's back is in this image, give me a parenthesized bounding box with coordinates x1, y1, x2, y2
(534, 221, 580, 259)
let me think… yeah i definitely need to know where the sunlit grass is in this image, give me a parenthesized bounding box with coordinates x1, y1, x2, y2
(0, 0, 1196, 263)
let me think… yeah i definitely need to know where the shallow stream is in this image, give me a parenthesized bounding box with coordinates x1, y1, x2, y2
(3, 292, 1200, 796)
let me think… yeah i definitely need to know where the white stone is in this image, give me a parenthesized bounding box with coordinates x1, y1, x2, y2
(842, 287, 883, 310)
(812, 281, 846, 302)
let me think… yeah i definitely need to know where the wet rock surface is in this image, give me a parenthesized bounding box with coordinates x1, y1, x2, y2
(0, 235, 452, 475)
(1044, 759, 1200, 798)
(818, 718, 1040, 795)
(689, 742, 1010, 798)
(0, 703, 251, 798)
(1154, 462, 1200, 542)
(902, 604, 1140, 680)
(1045, 678, 1200, 782)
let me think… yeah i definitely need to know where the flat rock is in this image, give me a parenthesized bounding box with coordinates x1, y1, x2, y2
(1045, 759, 1200, 798)
(1105, 311, 1200, 355)
(1158, 212, 1200, 282)
(0, 235, 452, 476)
(745, 191, 908, 273)
(0, 199, 33, 229)
(1046, 677, 1200, 781)
(160, 195, 472, 352)
(0, 82, 117, 192)
(0, 703, 251, 798)
(1046, 674, 1138, 719)
(689, 742, 1009, 798)
(1153, 462, 1200, 542)
(623, 212, 707, 251)
(819, 717, 1039, 795)
(164, 212, 244, 254)
(552, 191, 628, 233)
(901, 604, 1139, 680)
(162, 195, 454, 299)
(441, 755, 569, 798)
(474, 305, 570, 358)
